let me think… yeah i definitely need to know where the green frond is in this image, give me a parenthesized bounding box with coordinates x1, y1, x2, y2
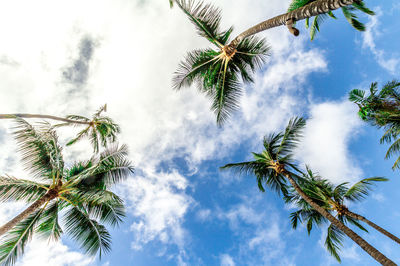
(0, 208, 45, 265)
(64, 206, 111, 258)
(64, 115, 91, 123)
(342, 6, 366, 31)
(289, 210, 302, 229)
(169, 0, 174, 8)
(277, 117, 306, 156)
(348, 89, 366, 103)
(287, 0, 312, 12)
(352, 1, 375, 16)
(37, 200, 62, 241)
(174, 0, 224, 47)
(93, 105, 107, 118)
(344, 177, 388, 202)
(71, 190, 125, 227)
(13, 119, 63, 180)
(325, 224, 344, 262)
(66, 126, 91, 146)
(0, 176, 48, 203)
(344, 215, 368, 233)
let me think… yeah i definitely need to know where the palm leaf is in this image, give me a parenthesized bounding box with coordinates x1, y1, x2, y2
(174, 0, 223, 47)
(342, 6, 366, 31)
(64, 206, 111, 258)
(13, 119, 63, 180)
(344, 177, 388, 202)
(0, 176, 48, 203)
(325, 224, 345, 262)
(37, 200, 62, 241)
(0, 208, 45, 265)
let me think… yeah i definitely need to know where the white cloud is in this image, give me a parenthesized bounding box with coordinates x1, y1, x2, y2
(220, 254, 235, 266)
(362, 8, 399, 74)
(16, 238, 93, 266)
(297, 100, 363, 184)
(118, 169, 192, 250)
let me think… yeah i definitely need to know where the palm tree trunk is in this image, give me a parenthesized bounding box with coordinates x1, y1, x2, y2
(0, 114, 89, 125)
(0, 192, 56, 236)
(284, 172, 396, 265)
(345, 210, 400, 245)
(229, 0, 357, 49)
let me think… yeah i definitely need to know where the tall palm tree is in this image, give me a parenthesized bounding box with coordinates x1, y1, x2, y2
(287, 0, 374, 40)
(286, 167, 400, 262)
(349, 80, 400, 169)
(0, 104, 120, 153)
(221, 117, 395, 265)
(173, 0, 361, 124)
(0, 118, 133, 265)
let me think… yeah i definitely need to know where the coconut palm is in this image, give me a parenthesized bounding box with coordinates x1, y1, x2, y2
(288, 0, 374, 40)
(0, 104, 120, 153)
(0, 118, 133, 265)
(221, 117, 395, 265)
(286, 167, 400, 262)
(349, 80, 400, 169)
(172, 0, 270, 125)
(173, 0, 361, 125)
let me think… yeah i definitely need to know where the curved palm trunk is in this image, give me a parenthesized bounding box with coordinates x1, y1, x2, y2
(0, 192, 56, 236)
(0, 114, 89, 125)
(229, 0, 357, 48)
(345, 210, 400, 245)
(284, 172, 396, 265)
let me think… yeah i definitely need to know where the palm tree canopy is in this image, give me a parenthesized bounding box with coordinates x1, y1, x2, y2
(349, 80, 400, 169)
(288, 0, 374, 40)
(285, 167, 387, 261)
(56, 105, 121, 153)
(172, 0, 270, 125)
(221, 117, 306, 196)
(0, 119, 133, 265)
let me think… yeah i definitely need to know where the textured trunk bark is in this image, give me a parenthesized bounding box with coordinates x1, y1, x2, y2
(0, 192, 56, 236)
(0, 114, 89, 125)
(229, 0, 357, 48)
(345, 210, 400, 245)
(284, 172, 396, 265)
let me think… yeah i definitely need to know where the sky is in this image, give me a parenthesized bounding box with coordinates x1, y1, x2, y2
(0, 0, 399, 265)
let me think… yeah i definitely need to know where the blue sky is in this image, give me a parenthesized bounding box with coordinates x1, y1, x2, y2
(0, 0, 399, 265)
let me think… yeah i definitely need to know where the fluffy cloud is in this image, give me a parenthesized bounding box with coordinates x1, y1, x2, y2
(297, 100, 363, 184)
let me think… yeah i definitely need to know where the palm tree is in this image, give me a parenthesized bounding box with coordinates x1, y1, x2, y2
(349, 80, 400, 169)
(173, 0, 361, 124)
(0, 104, 120, 153)
(287, 0, 374, 40)
(0, 118, 134, 265)
(221, 117, 395, 265)
(172, 0, 270, 125)
(286, 167, 400, 262)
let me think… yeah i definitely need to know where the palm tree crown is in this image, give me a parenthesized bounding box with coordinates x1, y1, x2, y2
(56, 104, 121, 153)
(285, 168, 387, 261)
(349, 80, 400, 169)
(0, 119, 133, 265)
(288, 0, 374, 40)
(172, 0, 270, 125)
(221, 117, 305, 195)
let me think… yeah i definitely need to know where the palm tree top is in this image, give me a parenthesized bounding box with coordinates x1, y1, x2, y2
(0, 118, 133, 265)
(172, 0, 270, 125)
(221, 117, 305, 195)
(286, 167, 388, 261)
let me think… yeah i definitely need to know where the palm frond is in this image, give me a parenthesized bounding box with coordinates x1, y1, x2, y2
(277, 117, 306, 156)
(342, 6, 366, 31)
(174, 0, 224, 47)
(0, 208, 45, 265)
(71, 190, 125, 227)
(66, 126, 91, 146)
(64, 206, 111, 258)
(348, 89, 366, 103)
(0, 176, 48, 203)
(325, 224, 345, 262)
(13, 119, 63, 180)
(344, 177, 388, 202)
(343, 215, 368, 233)
(37, 200, 62, 241)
